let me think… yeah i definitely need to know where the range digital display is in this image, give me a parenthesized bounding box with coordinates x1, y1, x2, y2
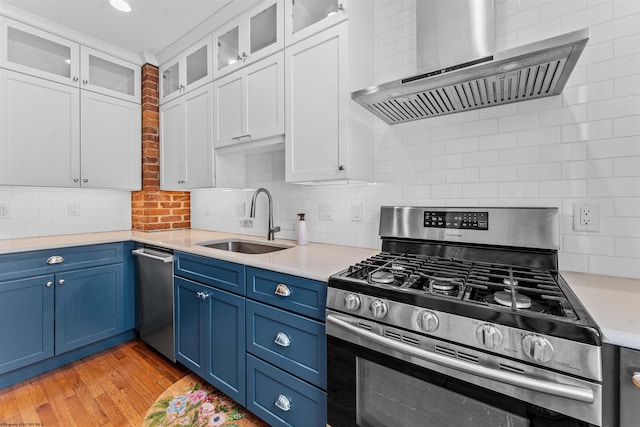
(424, 211, 488, 230)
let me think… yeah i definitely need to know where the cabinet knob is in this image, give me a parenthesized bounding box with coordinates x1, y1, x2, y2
(46, 256, 64, 265)
(633, 372, 640, 388)
(338, 165, 345, 171)
(73, 178, 79, 182)
(82, 79, 88, 84)
(73, 77, 79, 82)
(46, 281, 53, 288)
(274, 394, 292, 412)
(242, 52, 248, 61)
(58, 279, 65, 285)
(197, 291, 210, 300)
(83, 178, 89, 183)
(274, 283, 291, 297)
(274, 332, 291, 347)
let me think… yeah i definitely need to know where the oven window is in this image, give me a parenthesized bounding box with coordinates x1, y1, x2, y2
(356, 358, 530, 427)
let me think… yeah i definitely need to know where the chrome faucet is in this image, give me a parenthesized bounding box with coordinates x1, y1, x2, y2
(250, 188, 280, 240)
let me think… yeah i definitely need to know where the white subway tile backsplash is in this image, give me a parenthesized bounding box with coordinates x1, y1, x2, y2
(562, 120, 613, 142)
(498, 112, 539, 132)
(518, 163, 563, 180)
(588, 136, 640, 158)
(563, 159, 614, 179)
(564, 234, 615, 255)
(498, 146, 540, 164)
(479, 132, 518, 150)
(540, 0, 587, 21)
(518, 127, 562, 146)
(540, 179, 588, 197)
(462, 119, 499, 137)
(480, 165, 518, 182)
(588, 54, 640, 83)
(613, 0, 640, 18)
(498, 181, 540, 197)
(614, 157, 640, 176)
(589, 177, 640, 197)
(616, 237, 640, 257)
(613, 115, 640, 137)
(562, 80, 614, 105)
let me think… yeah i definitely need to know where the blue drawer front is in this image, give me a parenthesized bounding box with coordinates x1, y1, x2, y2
(246, 300, 326, 389)
(246, 267, 326, 320)
(174, 252, 246, 295)
(0, 243, 125, 282)
(246, 354, 326, 427)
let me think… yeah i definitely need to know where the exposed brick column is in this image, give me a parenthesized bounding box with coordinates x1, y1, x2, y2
(131, 64, 190, 231)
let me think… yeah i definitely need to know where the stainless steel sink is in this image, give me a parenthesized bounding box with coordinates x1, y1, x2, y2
(196, 239, 292, 254)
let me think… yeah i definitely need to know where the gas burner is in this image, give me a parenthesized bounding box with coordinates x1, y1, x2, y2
(482, 291, 546, 313)
(493, 290, 532, 309)
(427, 277, 464, 296)
(503, 278, 519, 286)
(370, 270, 395, 284)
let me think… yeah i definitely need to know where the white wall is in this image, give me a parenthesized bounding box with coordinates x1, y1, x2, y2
(0, 187, 131, 239)
(193, 0, 640, 279)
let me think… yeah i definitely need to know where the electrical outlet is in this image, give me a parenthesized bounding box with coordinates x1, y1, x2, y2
(351, 202, 363, 222)
(319, 202, 332, 221)
(235, 202, 245, 216)
(573, 203, 599, 232)
(68, 203, 80, 216)
(0, 202, 10, 218)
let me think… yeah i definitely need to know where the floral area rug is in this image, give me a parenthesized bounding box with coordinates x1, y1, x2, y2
(142, 373, 269, 427)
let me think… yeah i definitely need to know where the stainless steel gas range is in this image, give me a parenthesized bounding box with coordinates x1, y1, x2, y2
(326, 207, 605, 427)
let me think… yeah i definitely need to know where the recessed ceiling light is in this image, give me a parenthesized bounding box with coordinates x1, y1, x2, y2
(109, 0, 131, 13)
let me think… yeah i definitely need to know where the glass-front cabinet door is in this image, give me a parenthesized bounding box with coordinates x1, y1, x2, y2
(212, 0, 283, 79)
(285, 0, 347, 46)
(81, 47, 140, 103)
(160, 35, 212, 104)
(0, 17, 80, 86)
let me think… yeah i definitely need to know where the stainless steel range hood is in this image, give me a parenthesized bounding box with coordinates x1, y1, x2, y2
(352, 0, 589, 125)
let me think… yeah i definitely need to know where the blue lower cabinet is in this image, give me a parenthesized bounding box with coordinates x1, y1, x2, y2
(174, 276, 246, 405)
(0, 275, 55, 374)
(246, 354, 327, 427)
(55, 264, 124, 354)
(246, 300, 326, 389)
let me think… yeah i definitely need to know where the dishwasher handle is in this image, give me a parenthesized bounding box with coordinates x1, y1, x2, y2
(132, 248, 173, 263)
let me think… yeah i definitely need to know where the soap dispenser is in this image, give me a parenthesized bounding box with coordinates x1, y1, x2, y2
(297, 213, 308, 246)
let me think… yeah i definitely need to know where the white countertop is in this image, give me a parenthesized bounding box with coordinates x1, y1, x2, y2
(2, 230, 638, 350)
(0, 229, 378, 282)
(561, 271, 640, 350)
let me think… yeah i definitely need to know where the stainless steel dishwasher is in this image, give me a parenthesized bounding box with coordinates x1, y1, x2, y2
(133, 246, 175, 361)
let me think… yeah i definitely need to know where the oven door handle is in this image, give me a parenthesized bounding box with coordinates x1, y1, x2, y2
(326, 314, 595, 404)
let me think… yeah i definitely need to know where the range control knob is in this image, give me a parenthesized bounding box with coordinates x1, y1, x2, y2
(476, 324, 503, 349)
(344, 293, 361, 311)
(522, 334, 554, 363)
(370, 299, 388, 319)
(417, 310, 439, 332)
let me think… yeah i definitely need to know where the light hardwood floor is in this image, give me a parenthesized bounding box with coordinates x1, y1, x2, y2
(0, 339, 189, 426)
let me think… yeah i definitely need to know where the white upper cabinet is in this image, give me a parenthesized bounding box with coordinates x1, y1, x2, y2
(284, 0, 348, 46)
(160, 83, 214, 190)
(80, 90, 141, 190)
(212, 0, 283, 80)
(80, 47, 140, 103)
(0, 17, 80, 86)
(159, 35, 212, 104)
(0, 69, 140, 189)
(1, 17, 140, 102)
(285, 2, 373, 184)
(0, 69, 80, 187)
(213, 52, 284, 151)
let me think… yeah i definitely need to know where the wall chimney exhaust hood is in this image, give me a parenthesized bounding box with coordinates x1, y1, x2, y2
(352, 0, 589, 125)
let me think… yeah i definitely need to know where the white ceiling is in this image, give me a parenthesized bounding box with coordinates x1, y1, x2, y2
(1, 0, 239, 56)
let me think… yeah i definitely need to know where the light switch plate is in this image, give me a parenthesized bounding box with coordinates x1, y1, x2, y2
(0, 202, 10, 218)
(68, 203, 80, 216)
(235, 202, 245, 216)
(351, 202, 363, 222)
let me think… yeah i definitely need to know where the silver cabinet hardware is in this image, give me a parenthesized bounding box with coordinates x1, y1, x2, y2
(73, 178, 79, 182)
(82, 79, 88, 84)
(83, 178, 88, 183)
(274, 394, 291, 412)
(46, 281, 53, 288)
(197, 291, 210, 300)
(232, 134, 252, 141)
(274, 332, 291, 347)
(73, 77, 79, 82)
(274, 283, 291, 297)
(58, 279, 65, 285)
(46, 256, 64, 264)
(338, 165, 345, 171)
(632, 372, 640, 388)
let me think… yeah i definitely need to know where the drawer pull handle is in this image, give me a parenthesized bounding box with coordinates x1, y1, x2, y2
(197, 292, 210, 300)
(274, 394, 291, 412)
(274, 332, 291, 347)
(58, 279, 65, 285)
(633, 372, 640, 388)
(46, 281, 53, 288)
(274, 283, 291, 297)
(46, 256, 64, 265)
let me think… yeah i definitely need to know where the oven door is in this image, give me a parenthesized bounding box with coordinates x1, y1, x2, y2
(326, 310, 601, 427)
